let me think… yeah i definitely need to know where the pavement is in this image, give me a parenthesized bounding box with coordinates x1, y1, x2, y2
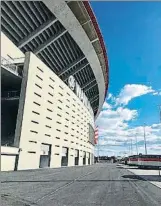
(125, 166, 161, 189)
(1, 163, 161, 206)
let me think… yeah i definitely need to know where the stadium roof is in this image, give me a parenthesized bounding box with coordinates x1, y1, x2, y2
(1, 0, 109, 118)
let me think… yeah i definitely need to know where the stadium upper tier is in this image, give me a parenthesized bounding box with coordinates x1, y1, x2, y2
(1, 0, 109, 118)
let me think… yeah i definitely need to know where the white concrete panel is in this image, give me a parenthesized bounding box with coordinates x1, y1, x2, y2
(16, 52, 95, 170)
(1, 155, 16, 171)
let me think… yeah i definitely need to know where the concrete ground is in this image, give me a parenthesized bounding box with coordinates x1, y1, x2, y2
(1, 163, 161, 206)
(127, 167, 161, 189)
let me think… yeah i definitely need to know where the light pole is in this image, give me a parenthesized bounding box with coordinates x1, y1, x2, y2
(130, 139, 133, 155)
(143, 123, 147, 155)
(135, 134, 138, 155)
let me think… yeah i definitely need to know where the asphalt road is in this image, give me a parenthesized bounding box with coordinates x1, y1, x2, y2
(1, 163, 161, 206)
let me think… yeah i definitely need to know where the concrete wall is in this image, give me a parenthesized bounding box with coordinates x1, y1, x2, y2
(1, 32, 24, 60)
(1, 146, 19, 171)
(15, 52, 94, 170)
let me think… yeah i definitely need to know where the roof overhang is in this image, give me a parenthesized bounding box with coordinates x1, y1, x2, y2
(44, 0, 109, 119)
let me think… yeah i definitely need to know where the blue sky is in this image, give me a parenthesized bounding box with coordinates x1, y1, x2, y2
(91, 1, 161, 156)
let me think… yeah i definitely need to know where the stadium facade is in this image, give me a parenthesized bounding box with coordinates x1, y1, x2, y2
(1, 1, 109, 171)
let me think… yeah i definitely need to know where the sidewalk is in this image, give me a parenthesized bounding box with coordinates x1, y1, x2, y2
(120, 165, 161, 189)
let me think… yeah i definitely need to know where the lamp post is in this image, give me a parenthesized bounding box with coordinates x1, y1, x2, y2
(135, 134, 138, 155)
(143, 123, 147, 155)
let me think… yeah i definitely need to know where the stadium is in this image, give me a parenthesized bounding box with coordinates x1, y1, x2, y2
(1, 1, 109, 171)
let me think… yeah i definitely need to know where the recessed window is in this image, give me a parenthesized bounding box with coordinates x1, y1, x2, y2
(59, 85, 63, 90)
(31, 120, 39, 124)
(66, 105, 69, 108)
(33, 101, 41, 106)
(34, 92, 41, 98)
(49, 84, 54, 90)
(72, 110, 75, 113)
(55, 145, 60, 147)
(58, 106, 62, 110)
(66, 99, 70, 102)
(35, 83, 42, 89)
(73, 104, 75, 107)
(56, 121, 61, 124)
(56, 129, 61, 132)
(67, 92, 70, 96)
(47, 108, 53, 112)
(46, 116, 52, 120)
(29, 140, 37, 143)
(47, 100, 53, 104)
(65, 125, 68, 128)
(45, 134, 51, 137)
(49, 77, 55, 82)
(28, 151, 36, 154)
(71, 128, 74, 131)
(72, 116, 75, 118)
(37, 66, 43, 73)
(45, 125, 51, 128)
(57, 114, 62, 117)
(66, 112, 69, 115)
(48, 92, 53, 97)
(56, 136, 60, 139)
(65, 132, 68, 134)
(65, 118, 69, 121)
(54, 153, 59, 155)
(58, 100, 63, 103)
(59, 92, 63, 96)
(71, 134, 74, 137)
(64, 139, 68, 141)
(36, 75, 43, 81)
(30, 130, 38, 134)
(32, 111, 40, 115)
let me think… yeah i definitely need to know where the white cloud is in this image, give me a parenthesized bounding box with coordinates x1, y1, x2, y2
(102, 101, 112, 110)
(153, 91, 161, 96)
(107, 93, 112, 100)
(115, 84, 154, 106)
(97, 107, 137, 130)
(96, 83, 161, 156)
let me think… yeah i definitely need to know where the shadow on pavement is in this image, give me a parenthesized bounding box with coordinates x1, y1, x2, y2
(122, 175, 161, 182)
(2, 179, 140, 183)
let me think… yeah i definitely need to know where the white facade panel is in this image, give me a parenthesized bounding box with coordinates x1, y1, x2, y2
(15, 52, 95, 170)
